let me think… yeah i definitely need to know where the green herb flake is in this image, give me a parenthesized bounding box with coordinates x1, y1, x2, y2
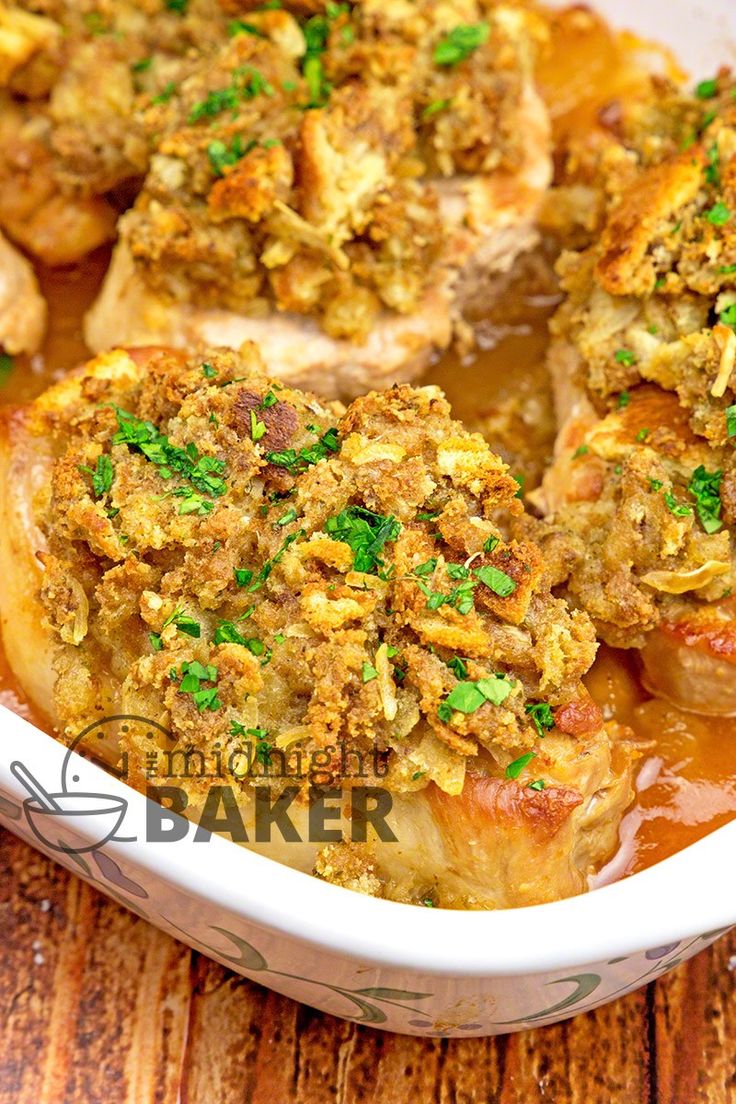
(525, 702, 555, 737)
(528, 779, 546, 791)
(250, 409, 267, 442)
(473, 564, 517, 598)
(434, 22, 489, 66)
(0, 353, 13, 387)
(706, 201, 732, 226)
(446, 656, 468, 680)
(152, 80, 177, 105)
(422, 98, 452, 119)
(664, 491, 693, 519)
(413, 558, 437, 577)
(325, 506, 401, 575)
(266, 426, 339, 473)
(726, 404, 736, 438)
(688, 465, 723, 533)
(277, 507, 298, 527)
(706, 142, 721, 187)
(78, 454, 114, 499)
(505, 752, 536, 780)
(177, 660, 221, 711)
(362, 661, 378, 683)
(696, 77, 719, 99)
(615, 348, 637, 367)
(113, 406, 227, 506)
(636, 427, 650, 442)
(573, 444, 589, 459)
(202, 362, 218, 379)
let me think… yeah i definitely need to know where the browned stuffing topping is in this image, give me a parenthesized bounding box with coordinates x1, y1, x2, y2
(31, 344, 602, 813)
(552, 76, 736, 445)
(1, 1, 546, 327)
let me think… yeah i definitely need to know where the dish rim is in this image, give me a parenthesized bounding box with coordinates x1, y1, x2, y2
(1, 702, 734, 978)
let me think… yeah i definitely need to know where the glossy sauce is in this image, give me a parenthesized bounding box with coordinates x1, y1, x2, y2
(1, 6, 734, 881)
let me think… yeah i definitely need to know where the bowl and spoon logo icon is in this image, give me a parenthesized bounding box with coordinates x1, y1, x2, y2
(11, 716, 173, 854)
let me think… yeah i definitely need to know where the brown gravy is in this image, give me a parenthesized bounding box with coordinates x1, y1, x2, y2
(1, 5, 733, 881)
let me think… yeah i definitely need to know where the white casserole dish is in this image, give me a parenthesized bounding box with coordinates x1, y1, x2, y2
(1, 0, 735, 1038)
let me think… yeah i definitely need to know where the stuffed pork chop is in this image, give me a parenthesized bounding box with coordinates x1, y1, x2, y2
(84, 1, 551, 397)
(535, 77, 736, 714)
(0, 344, 634, 908)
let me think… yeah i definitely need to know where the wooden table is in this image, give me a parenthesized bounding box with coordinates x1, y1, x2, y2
(1, 826, 735, 1104)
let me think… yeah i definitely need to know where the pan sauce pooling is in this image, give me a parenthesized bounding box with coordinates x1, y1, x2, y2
(2, 1, 736, 905)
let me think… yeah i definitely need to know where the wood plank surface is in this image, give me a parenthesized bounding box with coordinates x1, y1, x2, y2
(0, 826, 733, 1104)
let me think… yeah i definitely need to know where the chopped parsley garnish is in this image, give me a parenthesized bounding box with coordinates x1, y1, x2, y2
(433, 22, 489, 66)
(277, 507, 298, 527)
(164, 608, 201, 638)
(413, 558, 437, 577)
(0, 353, 13, 386)
(261, 391, 279, 408)
(250, 409, 267, 441)
(237, 530, 306, 593)
(265, 426, 339, 473)
(188, 67, 273, 123)
(152, 81, 177, 105)
(483, 535, 499, 553)
(528, 779, 546, 792)
(446, 563, 469, 580)
(446, 656, 468, 680)
(417, 509, 441, 521)
(112, 406, 227, 513)
(617, 390, 631, 409)
(688, 465, 723, 533)
(165, 0, 188, 11)
(505, 752, 536, 780)
(213, 620, 265, 655)
(228, 18, 266, 37)
(615, 348, 637, 367)
(726, 404, 736, 438)
(325, 506, 400, 574)
(525, 702, 555, 737)
(720, 303, 736, 329)
(300, 3, 349, 108)
(422, 98, 452, 120)
(664, 491, 693, 518)
(132, 57, 152, 73)
(473, 564, 516, 598)
(573, 444, 589, 459)
(150, 608, 200, 650)
(208, 135, 253, 176)
(720, 264, 736, 275)
(696, 77, 719, 99)
(362, 661, 378, 683)
(415, 576, 477, 615)
(650, 479, 663, 492)
(78, 454, 114, 499)
(177, 661, 221, 711)
(706, 143, 721, 187)
(438, 675, 513, 720)
(202, 362, 218, 379)
(705, 202, 732, 226)
(636, 427, 650, 442)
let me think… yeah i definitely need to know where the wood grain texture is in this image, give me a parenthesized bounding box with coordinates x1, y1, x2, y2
(0, 826, 734, 1104)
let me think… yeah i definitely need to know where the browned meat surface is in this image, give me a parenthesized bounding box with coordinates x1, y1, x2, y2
(83, 1, 551, 395)
(0, 228, 46, 353)
(0, 344, 635, 908)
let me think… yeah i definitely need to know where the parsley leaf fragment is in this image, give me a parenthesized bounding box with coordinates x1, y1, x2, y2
(434, 22, 488, 66)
